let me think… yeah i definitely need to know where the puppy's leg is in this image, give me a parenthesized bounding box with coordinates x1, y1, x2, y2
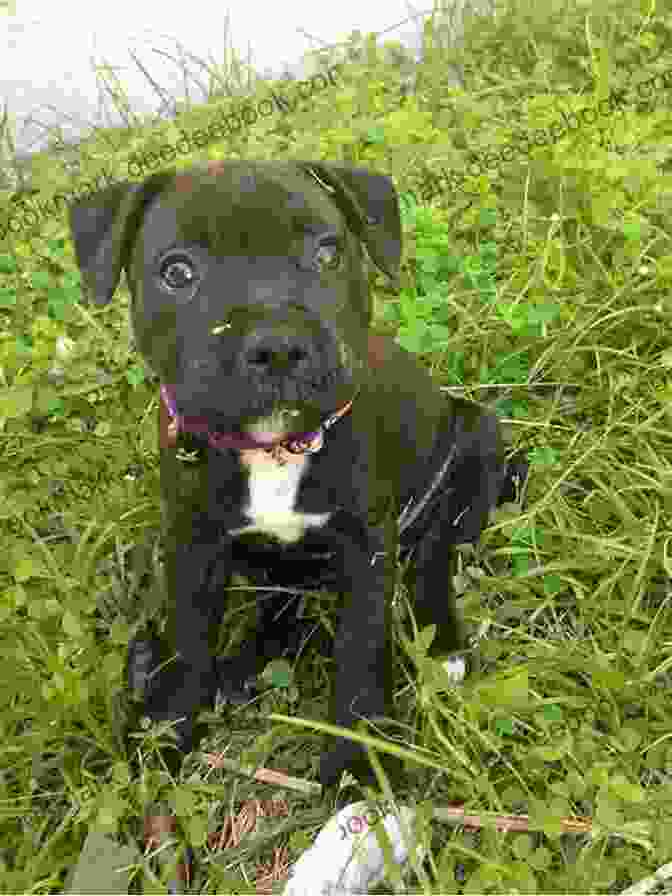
(403, 533, 467, 659)
(402, 407, 505, 673)
(318, 510, 404, 790)
(132, 533, 231, 759)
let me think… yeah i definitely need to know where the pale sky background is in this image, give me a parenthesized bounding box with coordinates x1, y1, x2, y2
(0, 0, 463, 157)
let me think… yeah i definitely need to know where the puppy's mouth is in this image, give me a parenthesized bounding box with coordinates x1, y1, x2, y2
(237, 367, 352, 434)
(175, 366, 357, 443)
(242, 406, 318, 441)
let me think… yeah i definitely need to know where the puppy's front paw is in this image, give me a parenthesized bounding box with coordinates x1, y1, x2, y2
(214, 655, 259, 706)
(319, 739, 404, 792)
(128, 642, 215, 749)
(320, 739, 369, 790)
(151, 714, 196, 754)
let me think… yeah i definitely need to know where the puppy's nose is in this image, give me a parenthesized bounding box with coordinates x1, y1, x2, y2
(240, 325, 312, 376)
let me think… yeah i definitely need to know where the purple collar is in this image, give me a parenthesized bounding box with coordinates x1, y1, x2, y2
(160, 383, 356, 459)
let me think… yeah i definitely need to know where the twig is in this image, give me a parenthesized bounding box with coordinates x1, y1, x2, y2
(203, 753, 594, 834)
(203, 753, 322, 796)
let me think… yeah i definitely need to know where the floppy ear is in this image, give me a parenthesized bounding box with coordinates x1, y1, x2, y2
(297, 163, 402, 283)
(68, 172, 173, 305)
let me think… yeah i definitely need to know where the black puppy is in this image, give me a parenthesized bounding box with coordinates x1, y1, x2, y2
(68, 160, 526, 789)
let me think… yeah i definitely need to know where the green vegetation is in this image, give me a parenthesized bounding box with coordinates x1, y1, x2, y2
(1, 0, 672, 891)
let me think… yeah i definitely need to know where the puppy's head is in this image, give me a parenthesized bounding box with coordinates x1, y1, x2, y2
(68, 161, 401, 437)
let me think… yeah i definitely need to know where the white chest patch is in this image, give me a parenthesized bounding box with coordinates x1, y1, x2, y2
(228, 448, 331, 544)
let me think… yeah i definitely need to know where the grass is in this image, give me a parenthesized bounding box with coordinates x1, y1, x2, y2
(1, 0, 672, 891)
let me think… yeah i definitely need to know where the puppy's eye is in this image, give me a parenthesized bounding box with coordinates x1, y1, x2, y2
(159, 256, 197, 290)
(313, 238, 342, 272)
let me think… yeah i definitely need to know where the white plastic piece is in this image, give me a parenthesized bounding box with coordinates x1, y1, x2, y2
(283, 800, 423, 895)
(442, 655, 466, 685)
